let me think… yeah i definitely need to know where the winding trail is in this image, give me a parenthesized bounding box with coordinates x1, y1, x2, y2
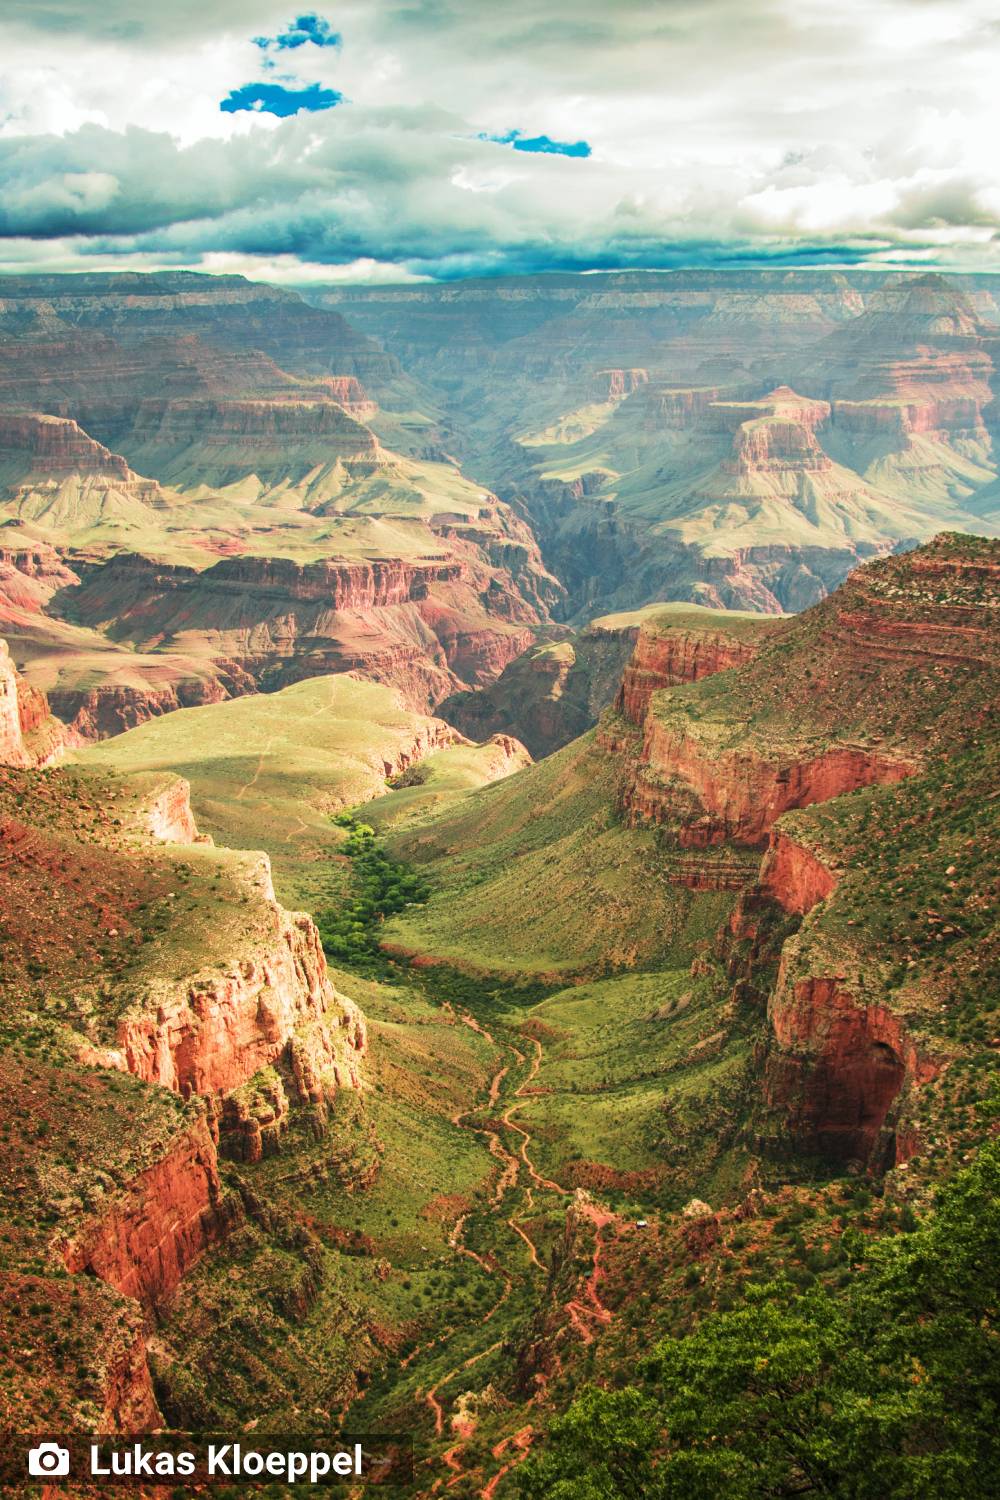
(234, 736, 275, 800)
(507, 1214, 544, 1270)
(501, 1038, 570, 1197)
(482, 1427, 535, 1500)
(564, 1198, 614, 1342)
(382, 1000, 617, 1495)
(424, 1337, 504, 1436)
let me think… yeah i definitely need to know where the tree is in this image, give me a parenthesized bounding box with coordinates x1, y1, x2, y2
(518, 1137, 1000, 1500)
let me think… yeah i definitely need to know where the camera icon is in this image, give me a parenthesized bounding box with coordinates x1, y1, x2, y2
(28, 1443, 70, 1478)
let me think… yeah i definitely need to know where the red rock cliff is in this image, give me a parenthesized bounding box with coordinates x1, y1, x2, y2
(60, 1114, 227, 1312)
(616, 624, 762, 725)
(0, 637, 64, 766)
(65, 548, 544, 712)
(763, 955, 940, 1169)
(758, 830, 839, 915)
(591, 368, 649, 400)
(145, 775, 201, 843)
(0, 410, 133, 478)
(75, 782, 368, 1107)
(624, 718, 914, 846)
(117, 878, 367, 1100)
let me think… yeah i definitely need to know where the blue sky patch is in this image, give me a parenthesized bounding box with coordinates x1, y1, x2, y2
(253, 14, 342, 51)
(220, 81, 343, 116)
(482, 130, 591, 158)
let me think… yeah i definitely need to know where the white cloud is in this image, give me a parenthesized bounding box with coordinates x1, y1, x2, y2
(0, 0, 997, 276)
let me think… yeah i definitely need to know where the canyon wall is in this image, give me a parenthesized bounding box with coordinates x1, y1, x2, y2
(624, 722, 914, 845)
(616, 623, 764, 725)
(762, 954, 940, 1170)
(59, 1115, 228, 1312)
(439, 616, 640, 758)
(0, 737, 371, 1432)
(115, 896, 367, 1101)
(0, 410, 134, 479)
(59, 550, 541, 715)
(757, 830, 839, 916)
(0, 637, 64, 765)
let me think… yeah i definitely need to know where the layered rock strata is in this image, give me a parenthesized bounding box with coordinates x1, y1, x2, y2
(0, 637, 65, 765)
(59, 1115, 228, 1312)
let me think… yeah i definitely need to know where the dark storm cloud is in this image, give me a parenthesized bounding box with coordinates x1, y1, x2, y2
(0, 125, 313, 237)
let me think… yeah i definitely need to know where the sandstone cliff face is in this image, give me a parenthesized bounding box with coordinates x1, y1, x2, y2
(145, 775, 201, 843)
(323, 375, 377, 418)
(99, 1323, 164, 1431)
(60, 1115, 227, 1312)
(0, 637, 64, 766)
(48, 674, 238, 742)
(0, 410, 133, 479)
(763, 954, 939, 1169)
(624, 720, 914, 846)
(0, 537, 78, 605)
(616, 625, 762, 725)
(0, 641, 32, 767)
(591, 368, 649, 401)
(105, 845, 367, 1102)
(62, 550, 543, 713)
(124, 396, 381, 483)
(757, 830, 839, 915)
(2, 764, 370, 1440)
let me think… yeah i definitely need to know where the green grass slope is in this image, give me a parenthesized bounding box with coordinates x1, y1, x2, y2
(78, 675, 526, 913)
(386, 731, 734, 979)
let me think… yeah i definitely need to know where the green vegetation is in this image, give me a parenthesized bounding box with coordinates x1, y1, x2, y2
(520, 1131, 1000, 1500)
(80, 678, 530, 914)
(316, 813, 430, 969)
(15, 534, 993, 1495)
(646, 533, 1000, 761)
(386, 732, 736, 977)
(502, 970, 756, 1210)
(788, 737, 999, 1046)
(79, 674, 450, 912)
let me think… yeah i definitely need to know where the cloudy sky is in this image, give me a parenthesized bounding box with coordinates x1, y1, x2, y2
(0, 0, 998, 282)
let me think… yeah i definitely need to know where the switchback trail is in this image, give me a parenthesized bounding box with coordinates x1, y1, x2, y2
(402, 999, 618, 1497)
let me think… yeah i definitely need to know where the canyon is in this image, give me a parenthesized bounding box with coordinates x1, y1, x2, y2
(1, 535, 997, 1491)
(0, 268, 997, 750)
(0, 265, 998, 1497)
(0, 271, 562, 738)
(325, 270, 1000, 619)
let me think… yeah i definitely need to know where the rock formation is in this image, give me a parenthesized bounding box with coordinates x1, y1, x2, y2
(0, 703, 371, 1434)
(762, 957, 939, 1170)
(116, 886, 367, 1101)
(58, 549, 543, 714)
(757, 830, 838, 916)
(601, 535, 998, 1170)
(323, 270, 997, 621)
(615, 610, 776, 726)
(439, 610, 644, 757)
(624, 724, 914, 846)
(0, 636, 65, 765)
(59, 1114, 228, 1311)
